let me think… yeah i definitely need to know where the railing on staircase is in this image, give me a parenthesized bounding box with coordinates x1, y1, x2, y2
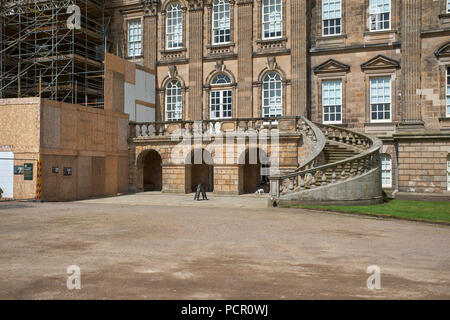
(269, 122, 382, 200)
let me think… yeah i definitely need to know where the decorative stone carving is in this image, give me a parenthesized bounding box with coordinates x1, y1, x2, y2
(214, 60, 225, 72)
(267, 56, 277, 70)
(168, 65, 178, 78)
(140, 0, 159, 15)
(188, 0, 204, 11)
(255, 37, 288, 53)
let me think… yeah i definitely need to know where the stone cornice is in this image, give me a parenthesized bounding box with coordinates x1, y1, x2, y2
(392, 132, 450, 139)
(310, 42, 401, 55)
(236, 0, 253, 5)
(421, 28, 450, 37)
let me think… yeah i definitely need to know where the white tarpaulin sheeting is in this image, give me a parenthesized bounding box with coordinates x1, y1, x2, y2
(0, 152, 14, 198)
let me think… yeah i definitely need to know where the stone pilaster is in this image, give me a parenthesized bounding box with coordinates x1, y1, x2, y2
(290, 0, 308, 117)
(143, 3, 158, 70)
(400, 0, 423, 128)
(237, 0, 253, 118)
(188, 1, 204, 120)
(142, 1, 159, 119)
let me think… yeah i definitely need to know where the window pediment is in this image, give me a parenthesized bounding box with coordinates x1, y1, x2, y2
(435, 42, 450, 58)
(361, 55, 400, 71)
(313, 59, 350, 74)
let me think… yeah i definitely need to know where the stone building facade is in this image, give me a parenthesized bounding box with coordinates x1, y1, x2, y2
(108, 0, 450, 198)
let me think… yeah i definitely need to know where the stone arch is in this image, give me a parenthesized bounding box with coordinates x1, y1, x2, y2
(205, 62, 237, 88)
(185, 148, 214, 192)
(136, 146, 168, 166)
(161, 66, 186, 88)
(136, 148, 163, 191)
(434, 42, 450, 58)
(161, 0, 188, 12)
(257, 58, 287, 84)
(239, 147, 270, 194)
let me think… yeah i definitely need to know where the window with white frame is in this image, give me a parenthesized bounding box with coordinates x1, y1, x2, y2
(322, 80, 342, 124)
(210, 74, 232, 119)
(212, 0, 231, 44)
(446, 66, 450, 117)
(322, 0, 341, 36)
(370, 76, 391, 122)
(369, 0, 390, 31)
(166, 2, 183, 50)
(381, 154, 392, 188)
(128, 20, 142, 57)
(165, 80, 183, 121)
(447, 155, 450, 191)
(262, 0, 282, 39)
(262, 72, 282, 117)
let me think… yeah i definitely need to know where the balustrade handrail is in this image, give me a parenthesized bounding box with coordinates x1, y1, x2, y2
(129, 116, 322, 139)
(294, 117, 326, 171)
(129, 115, 304, 127)
(314, 122, 374, 151)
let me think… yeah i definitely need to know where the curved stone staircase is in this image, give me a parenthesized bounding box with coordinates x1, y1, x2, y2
(269, 120, 383, 207)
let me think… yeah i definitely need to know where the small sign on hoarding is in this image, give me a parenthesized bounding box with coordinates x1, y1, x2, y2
(24, 163, 33, 181)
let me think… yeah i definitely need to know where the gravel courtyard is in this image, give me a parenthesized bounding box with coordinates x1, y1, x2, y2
(0, 192, 449, 299)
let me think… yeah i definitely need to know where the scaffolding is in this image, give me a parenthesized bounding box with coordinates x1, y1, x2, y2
(0, 0, 111, 108)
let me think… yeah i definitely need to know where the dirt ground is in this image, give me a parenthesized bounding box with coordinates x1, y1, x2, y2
(0, 193, 449, 299)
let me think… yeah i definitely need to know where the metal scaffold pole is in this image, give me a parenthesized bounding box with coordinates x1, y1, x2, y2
(0, 0, 109, 108)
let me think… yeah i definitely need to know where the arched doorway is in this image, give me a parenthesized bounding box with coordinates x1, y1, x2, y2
(242, 148, 270, 194)
(143, 150, 162, 191)
(187, 149, 214, 192)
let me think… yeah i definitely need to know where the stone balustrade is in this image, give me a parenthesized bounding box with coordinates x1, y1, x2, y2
(269, 122, 382, 199)
(318, 125, 372, 151)
(129, 116, 319, 139)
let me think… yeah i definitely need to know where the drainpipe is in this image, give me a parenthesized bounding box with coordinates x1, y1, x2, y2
(392, 139, 400, 198)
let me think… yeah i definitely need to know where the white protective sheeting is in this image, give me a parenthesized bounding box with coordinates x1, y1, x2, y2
(136, 104, 155, 122)
(124, 69, 156, 122)
(0, 152, 14, 198)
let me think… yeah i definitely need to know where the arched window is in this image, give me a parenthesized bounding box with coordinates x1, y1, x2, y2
(166, 2, 183, 49)
(165, 80, 182, 121)
(262, 72, 282, 117)
(211, 74, 231, 85)
(212, 0, 231, 44)
(381, 154, 392, 188)
(262, 0, 282, 39)
(210, 74, 232, 119)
